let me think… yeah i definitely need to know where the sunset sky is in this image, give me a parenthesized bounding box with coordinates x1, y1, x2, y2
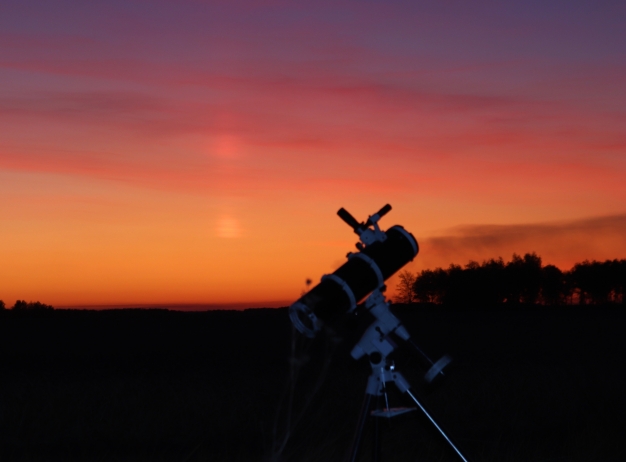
(1, 0, 625, 307)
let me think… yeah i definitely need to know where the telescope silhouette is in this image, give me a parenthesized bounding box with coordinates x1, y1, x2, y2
(288, 205, 471, 462)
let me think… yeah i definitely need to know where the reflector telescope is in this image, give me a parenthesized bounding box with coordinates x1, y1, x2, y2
(289, 205, 418, 337)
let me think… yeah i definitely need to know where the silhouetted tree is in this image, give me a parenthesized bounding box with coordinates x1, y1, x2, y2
(591, 261, 615, 304)
(442, 264, 465, 306)
(394, 270, 417, 304)
(445, 260, 497, 307)
(411, 254, 626, 308)
(504, 253, 542, 304)
(503, 254, 523, 304)
(12, 300, 28, 310)
(414, 268, 447, 303)
(476, 258, 507, 306)
(541, 265, 565, 305)
(571, 261, 593, 305)
(12, 300, 54, 310)
(615, 260, 626, 305)
(0, 300, 5, 310)
(571, 260, 625, 305)
(563, 271, 576, 305)
(606, 259, 626, 304)
(460, 260, 483, 306)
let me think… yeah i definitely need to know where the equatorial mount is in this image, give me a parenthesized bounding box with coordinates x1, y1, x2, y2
(348, 288, 467, 462)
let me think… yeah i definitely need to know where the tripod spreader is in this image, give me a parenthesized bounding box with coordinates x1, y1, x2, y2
(348, 354, 470, 462)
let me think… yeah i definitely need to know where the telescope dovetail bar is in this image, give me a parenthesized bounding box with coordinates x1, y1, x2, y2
(289, 204, 419, 338)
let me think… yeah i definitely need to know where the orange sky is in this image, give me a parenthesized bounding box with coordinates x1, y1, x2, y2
(1, 1, 625, 307)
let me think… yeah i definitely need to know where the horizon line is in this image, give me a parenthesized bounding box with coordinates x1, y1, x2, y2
(54, 301, 292, 311)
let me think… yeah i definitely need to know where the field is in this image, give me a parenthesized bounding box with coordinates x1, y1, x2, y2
(1, 306, 625, 461)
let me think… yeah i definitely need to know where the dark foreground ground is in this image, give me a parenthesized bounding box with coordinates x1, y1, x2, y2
(1, 305, 625, 462)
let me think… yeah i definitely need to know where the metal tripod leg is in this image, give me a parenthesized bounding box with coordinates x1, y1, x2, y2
(391, 370, 471, 462)
(372, 393, 381, 462)
(348, 390, 374, 462)
(348, 353, 471, 462)
(403, 387, 469, 462)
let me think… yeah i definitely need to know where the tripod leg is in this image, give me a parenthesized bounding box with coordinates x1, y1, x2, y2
(404, 388, 471, 462)
(348, 392, 374, 462)
(372, 395, 381, 462)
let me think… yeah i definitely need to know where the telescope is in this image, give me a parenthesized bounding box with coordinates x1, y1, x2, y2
(287, 205, 471, 462)
(289, 204, 418, 338)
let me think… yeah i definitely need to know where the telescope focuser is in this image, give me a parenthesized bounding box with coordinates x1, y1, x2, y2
(337, 204, 391, 247)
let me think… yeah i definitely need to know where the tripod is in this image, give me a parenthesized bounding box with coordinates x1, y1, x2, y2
(347, 290, 470, 462)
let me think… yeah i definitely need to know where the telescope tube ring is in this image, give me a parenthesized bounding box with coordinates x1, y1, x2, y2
(390, 225, 418, 257)
(348, 252, 384, 288)
(321, 274, 357, 313)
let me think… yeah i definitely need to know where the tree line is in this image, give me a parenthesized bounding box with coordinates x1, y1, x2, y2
(395, 254, 626, 306)
(0, 300, 54, 311)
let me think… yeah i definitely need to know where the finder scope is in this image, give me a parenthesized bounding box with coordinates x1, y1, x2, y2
(289, 204, 418, 337)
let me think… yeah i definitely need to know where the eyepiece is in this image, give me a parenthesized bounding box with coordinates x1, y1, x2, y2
(365, 204, 392, 227)
(337, 208, 361, 231)
(377, 204, 392, 218)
